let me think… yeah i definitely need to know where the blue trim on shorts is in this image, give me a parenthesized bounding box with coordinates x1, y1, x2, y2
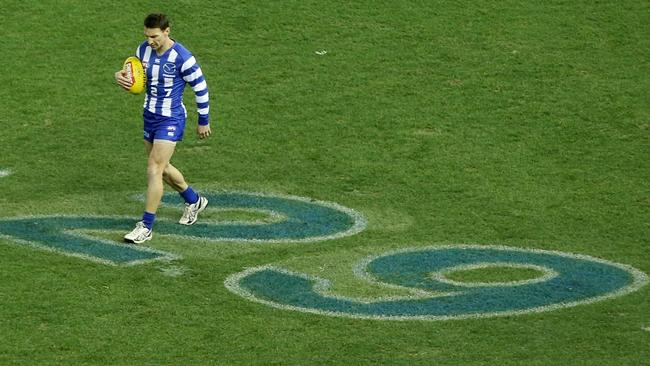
(143, 110, 186, 143)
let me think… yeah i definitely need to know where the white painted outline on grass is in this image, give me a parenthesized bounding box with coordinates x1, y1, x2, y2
(224, 244, 648, 321)
(0, 191, 367, 265)
(430, 262, 559, 288)
(134, 193, 288, 226)
(142, 190, 368, 244)
(0, 215, 180, 266)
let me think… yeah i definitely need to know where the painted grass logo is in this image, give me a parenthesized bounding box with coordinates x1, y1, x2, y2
(225, 245, 648, 320)
(0, 191, 366, 265)
(2, 190, 646, 321)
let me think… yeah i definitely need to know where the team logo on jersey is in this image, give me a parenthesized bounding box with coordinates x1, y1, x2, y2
(163, 63, 176, 75)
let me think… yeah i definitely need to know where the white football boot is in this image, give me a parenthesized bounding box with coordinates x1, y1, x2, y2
(124, 222, 153, 244)
(179, 196, 208, 225)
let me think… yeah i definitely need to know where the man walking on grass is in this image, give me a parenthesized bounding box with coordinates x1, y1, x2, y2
(115, 13, 211, 243)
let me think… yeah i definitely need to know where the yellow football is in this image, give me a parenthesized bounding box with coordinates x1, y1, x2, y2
(123, 56, 146, 94)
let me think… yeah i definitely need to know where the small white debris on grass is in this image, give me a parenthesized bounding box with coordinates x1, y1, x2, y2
(315, 50, 327, 55)
(0, 169, 11, 178)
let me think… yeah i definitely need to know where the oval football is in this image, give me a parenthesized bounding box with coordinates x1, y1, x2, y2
(123, 56, 145, 94)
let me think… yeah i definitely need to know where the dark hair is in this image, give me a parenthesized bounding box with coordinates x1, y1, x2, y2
(144, 13, 170, 30)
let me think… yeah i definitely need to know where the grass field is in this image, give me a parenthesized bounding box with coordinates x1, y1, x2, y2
(1, 1, 649, 364)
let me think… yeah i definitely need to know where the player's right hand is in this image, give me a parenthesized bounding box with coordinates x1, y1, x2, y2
(114, 69, 133, 90)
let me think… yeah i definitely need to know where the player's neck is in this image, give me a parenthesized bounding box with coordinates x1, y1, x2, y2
(156, 39, 175, 56)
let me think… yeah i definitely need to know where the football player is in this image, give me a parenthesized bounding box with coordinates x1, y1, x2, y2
(115, 13, 212, 244)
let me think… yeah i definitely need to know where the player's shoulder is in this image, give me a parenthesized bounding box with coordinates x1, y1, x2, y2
(136, 41, 151, 58)
(137, 41, 150, 52)
(171, 41, 193, 61)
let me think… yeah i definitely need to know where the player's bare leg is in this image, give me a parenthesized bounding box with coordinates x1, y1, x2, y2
(143, 140, 208, 226)
(145, 140, 177, 214)
(145, 141, 188, 193)
(163, 164, 189, 192)
(124, 140, 176, 244)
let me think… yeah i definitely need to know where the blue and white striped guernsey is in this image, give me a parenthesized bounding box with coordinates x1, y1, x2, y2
(136, 40, 210, 126)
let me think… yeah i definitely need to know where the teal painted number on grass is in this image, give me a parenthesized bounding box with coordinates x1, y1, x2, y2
(225, 245, 647, 320)
(0, 191, 366, 265)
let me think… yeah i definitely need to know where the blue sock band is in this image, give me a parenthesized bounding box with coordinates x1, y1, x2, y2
(142, 211, 156, 230)
(180, 186, 200, 205)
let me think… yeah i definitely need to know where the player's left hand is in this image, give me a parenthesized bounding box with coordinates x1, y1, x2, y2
(198, 124, 212, 139)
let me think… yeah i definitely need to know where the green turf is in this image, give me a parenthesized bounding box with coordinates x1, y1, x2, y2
(1, 0, 648, 364)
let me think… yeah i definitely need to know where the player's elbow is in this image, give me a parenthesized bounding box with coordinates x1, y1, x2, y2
(192, 80, 208, 92)
(196, 93, 209, 104)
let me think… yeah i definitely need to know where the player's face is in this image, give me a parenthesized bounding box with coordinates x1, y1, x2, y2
(144, 27, 170, 51)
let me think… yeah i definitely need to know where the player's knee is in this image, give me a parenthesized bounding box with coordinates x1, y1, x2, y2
(162, 164, 173, 179)
(147, 161, 166, 178)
